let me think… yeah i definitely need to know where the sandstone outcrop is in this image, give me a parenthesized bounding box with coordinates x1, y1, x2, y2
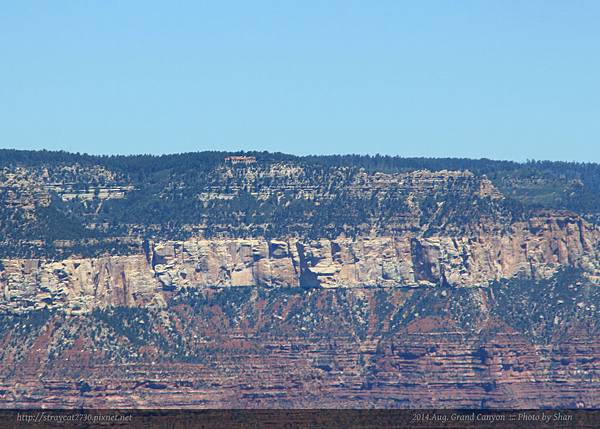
(1, 212, 597, 313)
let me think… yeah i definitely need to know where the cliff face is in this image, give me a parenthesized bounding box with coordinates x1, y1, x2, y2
(1, 211, 597, 313)
(146, 211, 599, 290)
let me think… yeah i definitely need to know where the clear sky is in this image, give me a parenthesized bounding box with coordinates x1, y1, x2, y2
(2, 1, 599, 161)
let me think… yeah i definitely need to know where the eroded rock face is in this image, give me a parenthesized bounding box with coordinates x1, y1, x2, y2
(0, 255, 161, 314)
(1, 212, 597, 313)
(3, 154, 600, 409)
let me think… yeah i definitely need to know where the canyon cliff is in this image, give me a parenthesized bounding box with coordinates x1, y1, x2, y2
(1, 211, 598, 314)
(2, 150, 600, 408)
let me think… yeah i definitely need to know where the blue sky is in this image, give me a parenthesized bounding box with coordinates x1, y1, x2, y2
(2, 1, 599, 160)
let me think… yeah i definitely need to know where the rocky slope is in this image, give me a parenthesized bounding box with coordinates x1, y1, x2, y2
(2, 271, 600, 408)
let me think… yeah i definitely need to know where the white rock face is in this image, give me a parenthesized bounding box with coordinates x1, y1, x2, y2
(1, 212, 597, 313)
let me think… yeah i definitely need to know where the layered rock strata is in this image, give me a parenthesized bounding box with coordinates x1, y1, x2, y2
(2, 282, 600, 408)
